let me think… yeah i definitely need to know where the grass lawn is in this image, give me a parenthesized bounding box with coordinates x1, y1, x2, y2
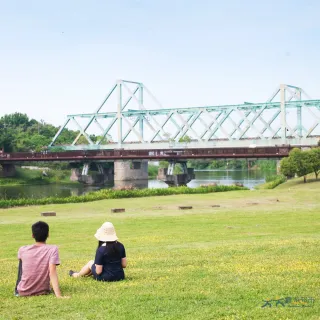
(0, 176, 319, 320)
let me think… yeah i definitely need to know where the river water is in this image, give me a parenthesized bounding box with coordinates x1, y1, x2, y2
(0, 169, 275, 200)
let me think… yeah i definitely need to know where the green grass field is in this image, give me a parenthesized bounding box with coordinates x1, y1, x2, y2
(0, 176, 319, 320)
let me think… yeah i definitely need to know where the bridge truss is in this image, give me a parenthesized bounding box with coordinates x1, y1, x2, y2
(49, 80, 320, 150)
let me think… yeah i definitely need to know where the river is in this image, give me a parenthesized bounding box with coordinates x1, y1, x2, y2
(0, 169, 275, 200)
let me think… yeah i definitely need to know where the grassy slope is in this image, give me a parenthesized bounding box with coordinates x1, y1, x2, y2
(0, 180, 319, 320)
(276, 173, 319, 190)
(255, 173, 317, 190)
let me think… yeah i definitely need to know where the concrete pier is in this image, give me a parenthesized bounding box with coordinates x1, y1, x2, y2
(114, 160, 148, 181)
(0, 164, 16, 177)
(79, 171, 113, 185)
(276, 159, 281, 174)
(157, 161, 195, 186)
(157, 167, 195, 186)
(70, 168, 81, 182)
(70, 164, 114, 185)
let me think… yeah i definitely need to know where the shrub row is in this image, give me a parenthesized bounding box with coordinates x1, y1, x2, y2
(0, 185, 248, 209)
(0, 178, 25, 186)
(262, 175, 286, 189)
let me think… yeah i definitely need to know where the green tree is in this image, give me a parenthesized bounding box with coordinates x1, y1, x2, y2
(0, 125, 15, 151)
(1, 113, 29, 128)
(188, 159, 211, 169)
(28, 135, 51, 152)
(76, 135, 90, 145)
(289, 148, 312, 183)
(0, 113, 79, 152)
(95, 135, 112, 144)
(179, 135, 191, 143)
(173, 164, 183, 174)
(258, 160, 277, 171)
(208, 160, 225, 169)
(227, 159, 246, 169)
(307, 148, 320, 179)
(54, 129, 77, 145)
(280, 157, 295, 179)
(159, 161, 168, 168)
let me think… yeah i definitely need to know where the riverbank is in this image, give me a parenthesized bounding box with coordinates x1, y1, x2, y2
(0, 178, 319, 319)
(0, 167, 75, 186)
(0, 184, 248, 208)
(255, 173, 319, 190)
(0, 164, 159, 186)
(254, 174, 286, 189)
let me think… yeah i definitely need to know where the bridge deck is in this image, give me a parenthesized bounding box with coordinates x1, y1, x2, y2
(0, 146, 293, 162)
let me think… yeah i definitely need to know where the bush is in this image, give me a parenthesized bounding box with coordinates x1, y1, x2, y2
(265, 175, 281, 183)
(262, 175, 286, 189)
(0, 178, 25, 186)
(0, 185, 249, 209)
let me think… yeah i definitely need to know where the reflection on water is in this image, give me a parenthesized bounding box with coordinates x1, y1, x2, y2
(188, 170, 268, 189)
(0, 169, 275, 200)
(114, 180, 149, 189)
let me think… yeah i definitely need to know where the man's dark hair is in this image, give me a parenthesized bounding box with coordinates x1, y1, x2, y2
(32, 221, 49, 242)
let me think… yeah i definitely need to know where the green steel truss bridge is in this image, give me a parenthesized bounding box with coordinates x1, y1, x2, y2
(49, 80, 320, 151)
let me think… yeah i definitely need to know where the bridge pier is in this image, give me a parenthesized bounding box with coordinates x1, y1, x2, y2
(70, 163, 114, 185)
(157, 161, 195, 187)
(0, 164, 16, 177)
(114, 160, 148, 181)
(82, 163, 90, 176)
(276, 159, 281, 174)
(70, 168, 81, 182)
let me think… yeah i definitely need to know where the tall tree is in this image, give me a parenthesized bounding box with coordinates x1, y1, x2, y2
(0, 125, 15, 152)
(280, 157, 295, 179)
(1, 113, 29, 128)
(289, 148, 312, 183)
(307, 148, 320, 179)
(0, 113, 78, 152)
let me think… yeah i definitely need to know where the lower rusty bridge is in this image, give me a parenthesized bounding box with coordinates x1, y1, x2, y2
(0, 146, 294, 186)
(0, 146, 292, 162)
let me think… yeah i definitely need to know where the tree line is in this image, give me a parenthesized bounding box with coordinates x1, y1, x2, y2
(280, 147, 320, 182)
(0, 113, 107, 152)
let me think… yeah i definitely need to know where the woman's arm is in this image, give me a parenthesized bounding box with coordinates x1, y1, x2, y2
(95, 264, 103, 275)
(121, 257, 127, 268)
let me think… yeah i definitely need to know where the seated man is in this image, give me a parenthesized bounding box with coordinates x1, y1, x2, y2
(15, 221, 66, 298)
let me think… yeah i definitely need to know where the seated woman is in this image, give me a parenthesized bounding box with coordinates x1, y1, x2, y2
(69, 222, 127, 281)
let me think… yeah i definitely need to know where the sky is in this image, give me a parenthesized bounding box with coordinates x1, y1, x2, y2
(0, 0, 319, 129)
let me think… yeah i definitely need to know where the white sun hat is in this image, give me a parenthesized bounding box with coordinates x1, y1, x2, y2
(94, 222, 118, 242)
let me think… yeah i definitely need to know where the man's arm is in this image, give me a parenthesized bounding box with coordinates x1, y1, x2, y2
(49, 264, 63, 298)
(15, 259, 22, 295)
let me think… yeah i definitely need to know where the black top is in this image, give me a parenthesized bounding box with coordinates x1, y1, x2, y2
(93, 241, 126, 281)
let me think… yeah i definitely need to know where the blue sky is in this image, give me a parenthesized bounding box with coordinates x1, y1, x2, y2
(0, 0, 319, 127)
